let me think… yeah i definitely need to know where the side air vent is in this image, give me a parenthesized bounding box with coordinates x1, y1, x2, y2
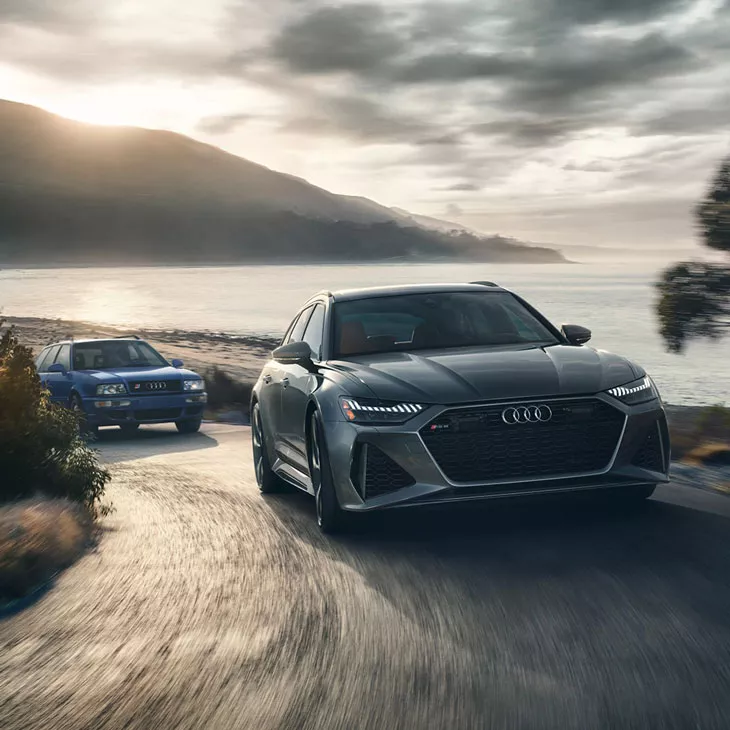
(631, 425, 665, 472)
(352, 444, 415, 499)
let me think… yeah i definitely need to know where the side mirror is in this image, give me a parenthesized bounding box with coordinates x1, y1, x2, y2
(562, 324, 592, 346)
(47, 362, 67, 374)
(171, 358, 184, 368)
(272, 341, 315, 368)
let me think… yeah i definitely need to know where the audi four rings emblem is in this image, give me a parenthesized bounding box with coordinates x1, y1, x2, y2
(145, 381, 167, 391)
(501, 405, 553, 425)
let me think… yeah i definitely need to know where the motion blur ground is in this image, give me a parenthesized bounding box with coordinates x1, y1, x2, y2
(1, 423, 729, 729)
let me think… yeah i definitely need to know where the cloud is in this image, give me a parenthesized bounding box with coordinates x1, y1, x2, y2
(563, 161, 613, 172)
(634, 97, 730, 136)
(271, 4, 402, 74)
(0, 0, 95, 30)
(197, 112, 253, 135)
(522, 0, 693, 26)
(445, 203, 464, 217)
(443, 182, 482, 191)
(279, 94, 430, 142)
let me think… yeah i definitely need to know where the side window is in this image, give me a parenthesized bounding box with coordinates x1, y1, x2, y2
(302, 304, 325, 360)
(37, 345, 60, 372)
(282, 313, 302, 345)
(35, 347, 50, 371)
(288, 307, 314, 344)
(55, 344, 71, 371)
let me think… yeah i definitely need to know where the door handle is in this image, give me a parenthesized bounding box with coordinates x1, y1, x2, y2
(262, 374, 272, 384)
(281, 377, 290, 389)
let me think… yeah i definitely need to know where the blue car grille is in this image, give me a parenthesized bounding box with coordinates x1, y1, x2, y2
(128, 380, 182, 394)
(420, 398, 625, 483)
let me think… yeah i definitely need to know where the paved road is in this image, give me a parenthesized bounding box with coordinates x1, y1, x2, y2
(2, 424, 730, 729)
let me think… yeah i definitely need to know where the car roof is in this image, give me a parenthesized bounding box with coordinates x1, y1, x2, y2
(328, 282, 508, 303)
(43, 338, 144, 347)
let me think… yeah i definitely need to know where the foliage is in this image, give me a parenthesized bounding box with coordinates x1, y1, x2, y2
(657, 156, 730, 352)
(0, 321, 110, 510)
(204, 367, 253, 413)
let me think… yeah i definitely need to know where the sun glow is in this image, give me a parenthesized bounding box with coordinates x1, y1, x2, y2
(51, 98, 149, 127)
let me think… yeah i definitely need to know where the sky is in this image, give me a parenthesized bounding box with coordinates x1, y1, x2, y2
(1, 0, 729, 249)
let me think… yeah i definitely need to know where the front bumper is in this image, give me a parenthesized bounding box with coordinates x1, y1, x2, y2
(322, 394, 670, 513)
(82, 393, 207, 426)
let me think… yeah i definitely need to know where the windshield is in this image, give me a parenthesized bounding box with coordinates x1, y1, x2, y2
(333, 292, 559, 357)
(73, 341, 169, 370)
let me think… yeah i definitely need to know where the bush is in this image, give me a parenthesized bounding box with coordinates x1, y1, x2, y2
(204, 367, 253, 413)
(0, 321, 110, 511)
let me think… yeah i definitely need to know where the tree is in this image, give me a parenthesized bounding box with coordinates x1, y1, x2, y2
(657, 156, 730, 352)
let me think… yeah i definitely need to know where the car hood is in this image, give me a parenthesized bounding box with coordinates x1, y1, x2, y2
(329, 345, 643, 404)
(81, 366, 200, 382)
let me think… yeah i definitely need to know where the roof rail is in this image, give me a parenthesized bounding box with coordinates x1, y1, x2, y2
(470, 280, 499, 287)
(113, 334, 141, 340)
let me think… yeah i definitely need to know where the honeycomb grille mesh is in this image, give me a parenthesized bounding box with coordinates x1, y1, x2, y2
(420, 399, 625, 483)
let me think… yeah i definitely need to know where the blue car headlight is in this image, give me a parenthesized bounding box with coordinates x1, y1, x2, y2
(606, 376, 660, 405)
(340, 397, 426, 425)
(184, 379, 205, 392)
(96, 383, 127, 396)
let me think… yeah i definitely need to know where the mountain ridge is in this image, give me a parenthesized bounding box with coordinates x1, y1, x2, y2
(0, 99, 565, 265)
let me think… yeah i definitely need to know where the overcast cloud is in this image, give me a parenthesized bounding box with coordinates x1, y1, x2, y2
(1, 0, 729, 248)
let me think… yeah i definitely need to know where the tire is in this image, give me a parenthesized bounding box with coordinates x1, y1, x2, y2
(71, 394, 98, 438)
(309, 410, 346, 534)
(251, 402, 282, 493)
(176, 419, 202, 434)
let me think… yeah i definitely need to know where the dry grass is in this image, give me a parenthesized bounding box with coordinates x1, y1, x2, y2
(682, 442, 730, 467)
(0, 499, 92, 602)
(666, 405, 730, 463)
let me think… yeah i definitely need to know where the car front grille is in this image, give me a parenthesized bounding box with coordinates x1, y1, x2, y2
(354, 444, 415, 498)
(631, 425, 664, 472)
(420, 398, 625, 484)
(134, 408, 182, 421)
(128, 380, 182, 394)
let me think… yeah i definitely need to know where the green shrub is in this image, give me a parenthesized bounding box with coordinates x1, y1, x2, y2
(0, 321, 110, 511)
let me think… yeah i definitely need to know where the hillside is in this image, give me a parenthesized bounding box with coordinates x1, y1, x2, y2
(0, 100, 565, 265)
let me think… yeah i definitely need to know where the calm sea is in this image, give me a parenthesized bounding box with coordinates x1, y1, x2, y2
(1, 262, 728, 405)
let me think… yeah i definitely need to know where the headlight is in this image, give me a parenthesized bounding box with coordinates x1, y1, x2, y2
(184, 379, 205, 391)
(96, 383, 126, 396)
(339, 397, 426, 424)
(606, 376, 660, 405)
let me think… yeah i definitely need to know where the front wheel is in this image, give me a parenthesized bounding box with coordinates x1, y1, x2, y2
(252, 403, 282, 493)
(176, 419, 202, 434)
(309, 411, 346, 534)
(71, 394, 97, 438)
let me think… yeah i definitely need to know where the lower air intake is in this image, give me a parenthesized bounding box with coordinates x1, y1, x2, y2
(357, 445, 415, 498)
(631, 425, 665, 472)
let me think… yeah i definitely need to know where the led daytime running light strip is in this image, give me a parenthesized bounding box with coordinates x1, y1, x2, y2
(608, 377, 651, 399)
(344, 399, 424, 414)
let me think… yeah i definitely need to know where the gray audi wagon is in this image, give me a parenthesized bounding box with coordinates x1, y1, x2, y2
(251, 282, 670, 532)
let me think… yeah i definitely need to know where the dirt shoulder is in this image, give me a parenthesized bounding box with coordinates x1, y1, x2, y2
(0, 499, 92, 606)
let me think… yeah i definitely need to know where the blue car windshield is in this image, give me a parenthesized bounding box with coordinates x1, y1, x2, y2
(333, 291, 559, 357)
(73, 341, 169, 370)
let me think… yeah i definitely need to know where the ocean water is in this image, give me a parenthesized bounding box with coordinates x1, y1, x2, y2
(1, 262, 728, 405)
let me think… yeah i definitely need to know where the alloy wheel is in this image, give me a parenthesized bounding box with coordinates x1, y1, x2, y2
(310, 418, 323, 526)
(252, 406, 265, 487)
